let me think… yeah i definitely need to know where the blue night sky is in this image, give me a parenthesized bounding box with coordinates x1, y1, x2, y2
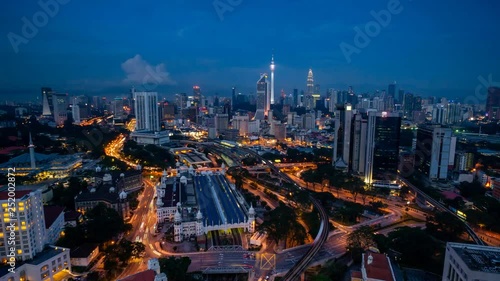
(1, 0, 500, 102)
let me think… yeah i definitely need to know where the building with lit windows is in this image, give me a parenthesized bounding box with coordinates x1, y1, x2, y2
(74, 172, 130, 218)
(416, 124, 456, 181)
(0, 246, 71, 281)
(365, 111, 401, 184)
(134, 91, 160, 132)
(255, 73, 269, 119)
(0, 146, 82, 180)
(0, 189, 46, 262)
(486, 87, 500, 120)
(41, 87, 55, 116)
(333, 104, 353, 170)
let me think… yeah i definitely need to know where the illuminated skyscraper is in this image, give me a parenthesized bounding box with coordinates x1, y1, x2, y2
(134, 92, 160, 132)
(255, 73, 269, 119)
(307, 69, 314, 95)
(388, 82, 396, 98)
(41, 87, 54, 116)
(486, 87, 500, 120)
(52, 93, 69, 126)
(365, 111, 401, 184)
(193, 86, 202, 107)
(270, 54, 275, 105)
(0, 189, 46, 261)
(305, 69, 315, 109)
(333, 104, 353, 170)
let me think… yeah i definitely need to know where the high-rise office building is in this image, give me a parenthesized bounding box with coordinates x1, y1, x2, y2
(232, 87, 236, 108)
(307, 69, 314, 95)
(415, 124, 455, 181)
(403, 93, 414, 118)
(113, 98, 125, 122)
(398, 89, 405, 104)
(365, 111, 401, 184)
(129, 86, 135, 115)
(176, 93, 187, 111)
(270, 54, 275, 105)
(134, 92, 160, 132)
(215, 114, 229, 134)
(52, 93, 69, 126)
(333, 104, 353, 169)
(255, 73, 269, 119)
(160, 102, 175, 120)
(293, 89, 299, 107)
(432, 105, 447, 125)
(303, 112, 315, 130)
(72, 104, 80, 124)
(193, 86, 202, 107)
(351, 111, 369, 175)
(388, 82, 396, 99)
(486, 86, 500, 120)
(304, 69, 315, 110)
(447, 102, 462, 124)
(0, 189, 46, 261)
(41, 87, 54, 116)
(232, 114, 249, 136)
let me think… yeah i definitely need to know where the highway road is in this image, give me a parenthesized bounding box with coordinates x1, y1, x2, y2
(112, 140, 428, 280)
(234, 145, 331, 281)
(399, 177, 485, 245)
(117, 178, 159, 279)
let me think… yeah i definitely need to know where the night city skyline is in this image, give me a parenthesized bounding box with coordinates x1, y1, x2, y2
(2, 0, 500, 102)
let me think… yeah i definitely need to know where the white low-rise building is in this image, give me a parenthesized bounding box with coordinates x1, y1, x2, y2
(442, 242, 500, 281)
(0, 246, 71, 281)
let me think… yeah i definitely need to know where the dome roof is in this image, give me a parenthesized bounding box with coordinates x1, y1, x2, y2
(174, 209, 182, 221)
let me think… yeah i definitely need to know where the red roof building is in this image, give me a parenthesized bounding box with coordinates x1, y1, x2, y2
(352, 251, 396, 281)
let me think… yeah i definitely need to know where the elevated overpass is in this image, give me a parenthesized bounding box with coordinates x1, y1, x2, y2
(399, 177, 485, 245)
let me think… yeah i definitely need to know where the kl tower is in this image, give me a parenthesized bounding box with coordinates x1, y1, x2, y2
(270, 52, 275, 106)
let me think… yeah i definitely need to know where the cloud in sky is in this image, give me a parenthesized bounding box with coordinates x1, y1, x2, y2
(121, 55, 176, 88)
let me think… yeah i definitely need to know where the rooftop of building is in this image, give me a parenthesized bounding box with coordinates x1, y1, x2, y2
(0, 152, 81, 169)
(74, 183, 123, 204)
(44, 205, 65, 229)
(0, 189, 32, 200)
(448, 242, 500, 274)
(64, 210, 83, 221)
(158, 177, 187, 208)
(94, 169, 142, 179)
(30, 246, 69, 265)
(363, 252, 395, 281)
(70, 243, 99, 258)
(117, 269, 156, 281)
